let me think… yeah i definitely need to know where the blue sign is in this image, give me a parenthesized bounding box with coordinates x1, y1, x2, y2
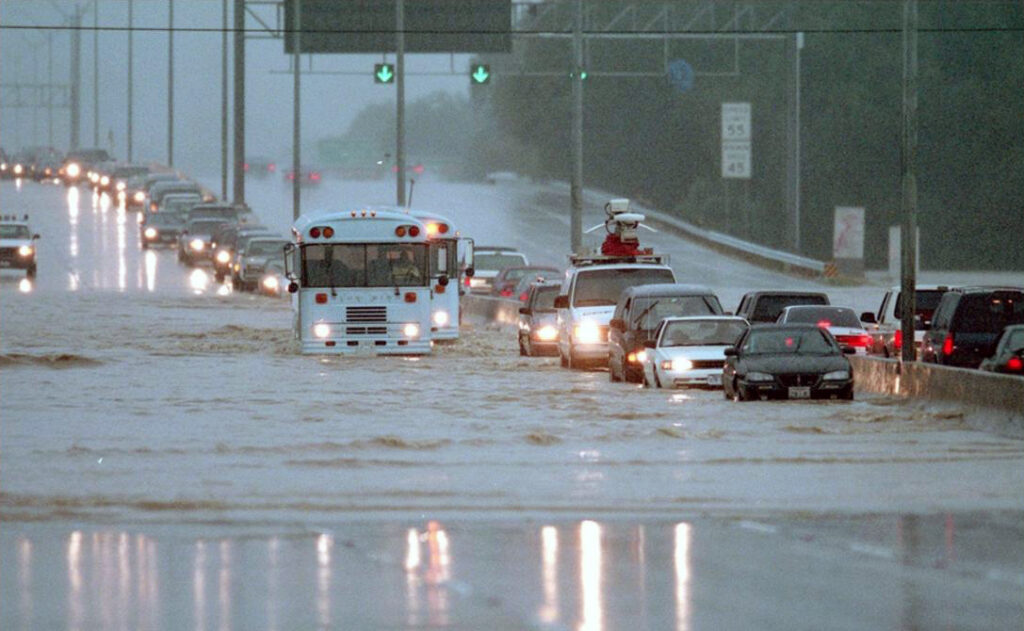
(668, 59, 694, 93)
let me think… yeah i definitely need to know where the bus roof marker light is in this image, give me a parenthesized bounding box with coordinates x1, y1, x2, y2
(404, 292, 417, 303)
(395, 226, 407, 237)
(323, 227, 335, 238)
(409, 226, 420, 237)
(310, 227, 321, 238)
(438, 223, 448, 234)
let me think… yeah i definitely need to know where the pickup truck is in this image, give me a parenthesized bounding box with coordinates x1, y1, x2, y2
(859, 285, 949, 357)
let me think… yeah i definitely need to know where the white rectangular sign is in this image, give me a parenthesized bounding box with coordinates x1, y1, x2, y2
(721, 102, 751, 179)
(833, 206, 865, 260)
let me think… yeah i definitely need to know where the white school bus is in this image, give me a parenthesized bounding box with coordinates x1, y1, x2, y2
(409, 210, 473, 341)
(285, 208, 433, 355)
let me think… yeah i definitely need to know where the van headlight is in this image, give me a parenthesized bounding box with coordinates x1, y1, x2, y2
(573, 320, 601, 344)
(17, 245, 34, 257)
(216, 250, 231, 263)
(66, 163, 81, 178)
(189, 239, 205, 251)
(262, 275, 279, 291)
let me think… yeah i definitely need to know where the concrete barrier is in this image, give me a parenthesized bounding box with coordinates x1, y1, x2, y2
(461, 294, 521, 328)
(850, 356, 1024, 438)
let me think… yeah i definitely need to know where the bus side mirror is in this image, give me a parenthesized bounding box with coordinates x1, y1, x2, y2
(287, 281, 299, 294)
(724, 347, 738, 357)
(464, 267, 475, 278)
(553, 295, 569, 309)
(32, 234, 40, 240)
(608, 318, 625, 331)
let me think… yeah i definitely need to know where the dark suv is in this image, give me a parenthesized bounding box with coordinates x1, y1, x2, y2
(608, 284, 724, 383)
(921, 287, 1024, 368)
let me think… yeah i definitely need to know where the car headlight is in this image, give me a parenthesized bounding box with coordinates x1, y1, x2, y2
(573, 320, 601, 344)
(99, 175, 110, 186)
(432, 310, 450, 327)
(262, 275, 279, 291)
(17, 245, 34, 257)
(133, 191, 145, 202)
(403, 323, 420, 338)
(670, 358, 694, 372)
(189, 239, 205, 251)
(745, 371, 775, 382)
(216, 250, 232, 264)
(823, 369, 851, 381)
(13, 164, 24, 175)
(535, 324, 558, 341)
(116, 181, 126, 191)
(144, 228, 158, 239)
(312, 323, 331, 339)
(66, 163, 81, 177)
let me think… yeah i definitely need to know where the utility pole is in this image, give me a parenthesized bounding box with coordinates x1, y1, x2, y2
(570, 0, 584, 254)
(168, 0, 175, 166)
(127, 0, 134, 161)
(900, 0, 918, 363)
(48, 32, 54, 148)
(233, 0, 245, 203)
(70, 6, 82, 150)
(221, 0, 229, 198)
(93, 3, 99, 147)
(292, 0, 301, 220)
(395, 0, 406, 207)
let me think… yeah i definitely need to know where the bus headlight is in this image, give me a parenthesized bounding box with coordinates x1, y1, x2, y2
(403, 323, 420, 338)
(432, 310, 449, 327)
(535, 324, 558, 341)
(17, 245, 34, 257)
(573, 320, 601, 344)
(143, 228, 157, 239)
(189, 239, 205, 251)
(312, 323, 331, 339)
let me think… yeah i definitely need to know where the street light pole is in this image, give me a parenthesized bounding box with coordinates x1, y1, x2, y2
(570, 0, 584, 254)
(168, 0, 175, 166)
(127, 0, 134, 161)
(900, 0, 919, 363)
(292, 0, 301, 220)
(221, 0, 228, 197)
(395, 0, 406, 207)
(93, 2, 99, 147)
(233, 0, 245, 204)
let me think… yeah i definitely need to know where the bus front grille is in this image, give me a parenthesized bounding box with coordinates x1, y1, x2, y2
(346, 326, 388, 335)
(346, 306, 387, 323)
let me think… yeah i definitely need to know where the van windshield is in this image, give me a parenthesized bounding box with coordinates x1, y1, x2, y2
(750, 294, 828, 322)
(572, 268, 675, 307)
(952, 292, 1024, 332)
(631, 295, 723, 329)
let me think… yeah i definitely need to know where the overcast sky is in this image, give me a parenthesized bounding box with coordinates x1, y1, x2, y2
(1, 0, 472, 173)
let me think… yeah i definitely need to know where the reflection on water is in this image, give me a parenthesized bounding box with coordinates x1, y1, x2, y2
(675, 523, 692, 631)
(579, 520, 603, 631)
(18, 278, 33, 293)
(540, 525, 559, 624)
(316, 533, 332, 630)
(18, 537, 31, 631)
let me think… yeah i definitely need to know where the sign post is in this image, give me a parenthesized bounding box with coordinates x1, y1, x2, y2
(721, 102, 751, 179)
(832, 206, 865, 277)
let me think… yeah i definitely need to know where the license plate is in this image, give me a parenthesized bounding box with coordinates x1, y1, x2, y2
(788, 386, 811, 399)
(706, 374, 722, 386)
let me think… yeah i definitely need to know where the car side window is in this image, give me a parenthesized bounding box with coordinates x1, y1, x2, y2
(931, 295, 956, 329)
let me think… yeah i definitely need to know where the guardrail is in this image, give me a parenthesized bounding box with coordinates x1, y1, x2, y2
(850, 356, 1024, 439)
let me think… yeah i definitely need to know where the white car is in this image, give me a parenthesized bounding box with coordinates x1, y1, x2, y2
(467, 246, 528, 294)
(0, 215, 40, 278)
(641, 316, 749, 388)
(777, 305, 873, 354)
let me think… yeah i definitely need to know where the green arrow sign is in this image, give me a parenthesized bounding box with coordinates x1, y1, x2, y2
(374, 63, 395, 84)
(470, 64, 491, 84)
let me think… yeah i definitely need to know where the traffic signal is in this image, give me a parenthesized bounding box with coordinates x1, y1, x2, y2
(470, 64, 491, 85)
(374, 63, 395, 84)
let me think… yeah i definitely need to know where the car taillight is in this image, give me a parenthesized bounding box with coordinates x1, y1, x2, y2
(519, 292, 528, 302)
(500, 289, 513, 297)
(464, 276, 471, 287)
(310, 172, 321, 181)
(836, 334, 871, 347)
(893, 329, 902, 349)
(1007, 356, 1023, 371)
(942, 334, 954, 357)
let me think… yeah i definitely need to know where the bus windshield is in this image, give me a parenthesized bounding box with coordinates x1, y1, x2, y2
(302, 243, 429, 288)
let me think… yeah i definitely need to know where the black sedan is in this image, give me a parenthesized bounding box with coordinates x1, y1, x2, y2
(723, 323, 855, 401)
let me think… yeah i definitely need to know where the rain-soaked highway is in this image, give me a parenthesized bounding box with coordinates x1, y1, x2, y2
(1, 175, 1023, 630)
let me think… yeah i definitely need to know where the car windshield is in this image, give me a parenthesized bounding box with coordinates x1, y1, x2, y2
(661, 320, 748, 347)
(952, 292, 1024, 332)
(741, 328, 838, 355)
(631, 294, 723, 329)
(146, 214, 183, 227)
(573, 268, 676, 307)
(751, 295, 828, 321)
(188, 221, 225, 235)
(301, 243, 429, 288)
(475, 252, 527, 270)
(1003, 328, 1024, 352)
(246, 241, 287, 257)
(532, 286, 560, 311)
(782, 306, 861, 328)
(0, 225, 31, 239)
